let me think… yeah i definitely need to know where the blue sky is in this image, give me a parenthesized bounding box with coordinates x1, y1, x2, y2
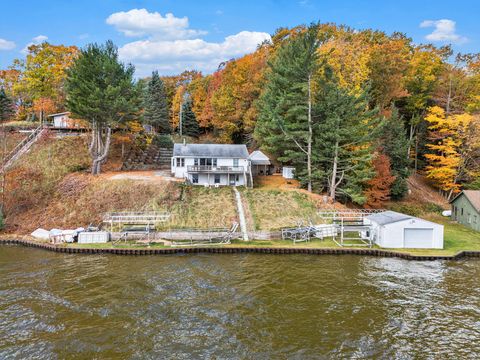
(1, 0, 479, 77)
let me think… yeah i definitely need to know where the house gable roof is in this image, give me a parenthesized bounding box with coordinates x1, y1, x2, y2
(47, 112, 70, 117)
(249, 150, 271, 165)
(173, 143, 249, 158)
(450, 190, 480, 212)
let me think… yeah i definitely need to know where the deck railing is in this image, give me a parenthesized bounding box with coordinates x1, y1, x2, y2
(103, 212, 171, 225)
(187, 165, 246, 173)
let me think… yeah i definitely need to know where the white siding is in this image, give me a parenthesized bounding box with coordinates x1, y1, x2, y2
(365, 217, 444, 249)
(171, 156, 250, 186)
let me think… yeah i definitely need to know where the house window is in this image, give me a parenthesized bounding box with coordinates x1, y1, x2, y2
(214, 174, 220, 184)
(236, 174, 240, 182)
(212, 158, 217, 167)
(199, 158, 213, 166)
(176, 158, 184, 167)
(192, 174, 198, 184)
(233, 158, 239, 167)
(474, 215, 478, 224)
(461, 208, 464, 216)
(194, 158, 199, 166)
(468, 213, 471, 223)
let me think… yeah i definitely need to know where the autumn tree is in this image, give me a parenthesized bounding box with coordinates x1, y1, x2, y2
(368, 33, 410, 110)
(424, 106, 475, 198)
(66, 41, 140, 175)
(143, 71, 170, 134)
(365, 154, 396, 208)
(13, 43, 78, 115)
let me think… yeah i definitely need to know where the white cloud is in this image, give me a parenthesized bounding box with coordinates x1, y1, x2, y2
(106, 8, 206, 40)
(32, 35, 48, 43)
(0, 38, 16, 50)
(118, 31, 271, 76)
(21, 34, 49, 54)
(420, 19, 467, 43)
(105, 9, 270, 76)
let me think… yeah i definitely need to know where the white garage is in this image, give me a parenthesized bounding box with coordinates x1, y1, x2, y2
(364, 211, 444, 249)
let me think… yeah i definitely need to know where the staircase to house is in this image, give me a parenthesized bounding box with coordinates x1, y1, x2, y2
(121, 143, 173, 171)
(0, 125, 46, 173)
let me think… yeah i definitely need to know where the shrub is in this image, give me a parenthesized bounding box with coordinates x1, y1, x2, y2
(153, 134, 173, 148)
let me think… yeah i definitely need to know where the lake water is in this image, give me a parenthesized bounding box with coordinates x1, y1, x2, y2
(0, 246, 479, 359)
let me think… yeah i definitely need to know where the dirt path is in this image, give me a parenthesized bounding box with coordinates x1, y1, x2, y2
(102, 170, 183, 183)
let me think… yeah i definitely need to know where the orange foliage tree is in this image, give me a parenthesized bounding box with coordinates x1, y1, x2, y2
(365, 153, 396, 208)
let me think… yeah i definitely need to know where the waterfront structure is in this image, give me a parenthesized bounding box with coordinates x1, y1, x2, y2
(364, 211, 444, 249)
(171, 143, 253, 187)
(450, 190, 480, 232)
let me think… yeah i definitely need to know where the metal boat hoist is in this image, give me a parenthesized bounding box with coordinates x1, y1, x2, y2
(317, 210, 386, 248)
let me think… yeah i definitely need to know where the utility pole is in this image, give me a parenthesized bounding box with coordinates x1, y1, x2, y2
(179, 100, 183, 137)
(178, 91, 189, 137)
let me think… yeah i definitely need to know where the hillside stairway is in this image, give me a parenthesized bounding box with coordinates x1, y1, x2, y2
(121, 144, 173, 171)
(0, 125, 46, 172)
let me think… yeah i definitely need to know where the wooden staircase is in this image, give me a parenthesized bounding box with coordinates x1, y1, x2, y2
(0, 125, 46, 172)
(121, 144, 173, 171)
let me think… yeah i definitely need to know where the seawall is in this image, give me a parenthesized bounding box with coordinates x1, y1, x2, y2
(1, 238, 480, 261)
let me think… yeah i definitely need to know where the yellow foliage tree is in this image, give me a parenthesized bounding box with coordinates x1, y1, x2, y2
(424, 106, 473, 197)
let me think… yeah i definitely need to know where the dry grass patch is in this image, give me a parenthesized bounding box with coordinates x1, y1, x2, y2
(244, 189, 320, 230)
(169, 186, 237, 229)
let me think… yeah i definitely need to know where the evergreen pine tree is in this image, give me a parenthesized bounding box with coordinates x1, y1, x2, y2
(66, 41, 140, 174)
(255, 23, 325, 192)
(381, 107, 411, 199)
(144, 71, 171, 134)
(0, 88, 14, 123)
(181, 98, 200, 137)
(314, 70, 380, 204)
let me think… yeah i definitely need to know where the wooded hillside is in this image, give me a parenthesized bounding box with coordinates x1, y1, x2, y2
(1, 22, 479, 207)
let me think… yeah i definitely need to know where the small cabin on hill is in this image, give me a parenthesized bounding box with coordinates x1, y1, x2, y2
(171, 143, 253, 187)
(450, 190, 480, 232)
(47, 112, 85, 129)
(364, 211, 444, 249)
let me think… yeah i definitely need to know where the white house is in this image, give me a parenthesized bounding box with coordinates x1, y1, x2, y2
(364, 211, 444, 249)
(171, 143, 253, 187)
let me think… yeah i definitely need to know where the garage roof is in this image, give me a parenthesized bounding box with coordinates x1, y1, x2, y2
(366, 211, 413, 225)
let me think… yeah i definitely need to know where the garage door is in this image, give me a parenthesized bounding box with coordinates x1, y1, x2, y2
(404, 228, 433, 248)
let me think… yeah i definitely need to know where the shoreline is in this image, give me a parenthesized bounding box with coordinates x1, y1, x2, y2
(1, 238, 480, 261)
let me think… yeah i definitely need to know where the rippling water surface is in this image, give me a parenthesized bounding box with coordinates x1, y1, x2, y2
(0, 246, 479, 359)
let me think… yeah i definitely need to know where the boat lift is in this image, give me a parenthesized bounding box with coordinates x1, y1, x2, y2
(317, 210, 385, 248)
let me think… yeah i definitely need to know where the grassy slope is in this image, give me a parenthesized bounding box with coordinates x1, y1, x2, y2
(3, 135, 479, 256)
(243, 188, 320, 230)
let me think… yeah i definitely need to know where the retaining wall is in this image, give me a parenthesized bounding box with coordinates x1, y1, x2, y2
(1, 239, 480, 261)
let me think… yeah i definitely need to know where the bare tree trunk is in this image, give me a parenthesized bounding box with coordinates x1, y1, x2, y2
(446, 74, 452, 115)
(91, 127, 111, 175)
(307, 74, 313, 192)
(414, 134, 419, 174)
(329, 142, 338, 201)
